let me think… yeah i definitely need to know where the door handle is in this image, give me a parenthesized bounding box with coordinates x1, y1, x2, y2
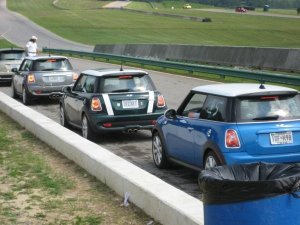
(187, 127, 194, 131)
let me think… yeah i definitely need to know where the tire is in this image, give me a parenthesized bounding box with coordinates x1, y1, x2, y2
(22, 87, 31, 105)
(59, 104, 70, 128)
(204, 151, 222, 169)
(81, 114, 96, 141)
(11, 81, 18, 99)
(152, 132, 170, 169)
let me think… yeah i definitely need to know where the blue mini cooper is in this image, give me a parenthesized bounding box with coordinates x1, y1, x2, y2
(152, 83, 300, 170)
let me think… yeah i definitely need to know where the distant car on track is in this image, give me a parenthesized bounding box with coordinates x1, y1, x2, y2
(11, 55, 78, 105)
(235, 7, 247, 12)
(183, 4, 192, 9)
(0, 48, 25, 85)
(59, 68, 167, 140)
(152, 83, 300, 171)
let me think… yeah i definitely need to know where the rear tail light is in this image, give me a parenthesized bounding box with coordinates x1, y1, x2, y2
(157, 94, 166, 108)
(103, 123, 112, 128)
(27, 73, 36, 83)
(73, 72, 78, 81)
(91, 97, 102, 111)
(225, 129, 240, 148)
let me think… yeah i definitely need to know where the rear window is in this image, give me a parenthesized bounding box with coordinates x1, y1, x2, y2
(0, 51, 25, 60)
(236, 94, 300, 122)
(101, 74, 155, 93)
(32, 58, 72, 71)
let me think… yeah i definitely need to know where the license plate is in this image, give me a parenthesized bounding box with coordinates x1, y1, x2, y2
(270, 132, 293, 145)
(45, 76, 64, 82)
(122, 100, 139, 109)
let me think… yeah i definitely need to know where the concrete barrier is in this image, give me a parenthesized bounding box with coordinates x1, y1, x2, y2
(0, 92, 204, 225)
(94, 44, 300, 73)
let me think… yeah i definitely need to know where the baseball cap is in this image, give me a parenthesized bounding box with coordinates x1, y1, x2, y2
(31, 36, 38, 40)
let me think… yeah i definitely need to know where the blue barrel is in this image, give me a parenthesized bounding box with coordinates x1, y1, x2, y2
(204, 192, 300, 225)
(199, 162, 300, 225)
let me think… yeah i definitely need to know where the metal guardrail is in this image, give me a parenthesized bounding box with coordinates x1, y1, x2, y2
(43, 48, 300, 86)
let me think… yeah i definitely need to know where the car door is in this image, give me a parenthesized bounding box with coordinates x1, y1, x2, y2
(64, 75, 87, 125)
(14, 59, 32, 93)
(65, 75, 96, 126)
(165, 92, 207, 165)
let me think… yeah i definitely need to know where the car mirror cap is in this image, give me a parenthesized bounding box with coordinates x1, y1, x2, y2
(165, 109, 177, 119)
(62, 86, 72, 93)
(11, 68, 18, 72)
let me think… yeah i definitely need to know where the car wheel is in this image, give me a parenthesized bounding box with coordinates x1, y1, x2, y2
(60, 104, 70, 128)
(22, 87, 31, 105)
(152, 132, 170, 169)
(82, 114, 96, 141)
(11, 82, 18, 99)
(204, 151, 221, 169)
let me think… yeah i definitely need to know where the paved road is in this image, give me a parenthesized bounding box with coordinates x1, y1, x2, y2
(0, 0, 217, 198)
(0, 0, 93, 51)
(102, 1, 131, 8)
(196, 8, 300, 19)
(0, 58, 215, 198)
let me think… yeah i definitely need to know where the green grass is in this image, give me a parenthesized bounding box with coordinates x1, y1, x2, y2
(0, 111, 157, 224)
(7, 0, 300, 47)
(0, 128, 75, 195)
(0, 39, 18, 48)
(54, 0, 110, 10)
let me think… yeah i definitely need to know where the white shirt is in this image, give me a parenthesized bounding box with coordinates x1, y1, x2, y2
(25, 41, 37, 57)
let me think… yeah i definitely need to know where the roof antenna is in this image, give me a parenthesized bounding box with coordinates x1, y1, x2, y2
(259, 80, 265, 89)
(120, 63, 123, 71)
(48, 40, 51, 57)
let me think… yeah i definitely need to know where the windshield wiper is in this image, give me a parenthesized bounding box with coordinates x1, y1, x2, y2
(111, 89, 130, 93)
(252, 115, 279, 121)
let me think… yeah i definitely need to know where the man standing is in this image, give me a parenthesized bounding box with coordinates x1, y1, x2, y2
(25, 36, 38, 57)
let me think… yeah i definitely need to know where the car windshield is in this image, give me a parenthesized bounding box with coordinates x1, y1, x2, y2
(236, 94, 300, 122)
(32, 58, 73, 71)
(101, 74, 155, 93)
(0, 51, 25, 60)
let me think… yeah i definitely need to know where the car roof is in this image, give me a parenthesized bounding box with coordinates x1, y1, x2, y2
(0, 48, 25, 53)
(193, 83, 298, 97)
(25, 55, 68, 60)
(82, 68, 148, 77)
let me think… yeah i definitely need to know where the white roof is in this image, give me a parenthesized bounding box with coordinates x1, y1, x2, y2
(193, 83, 298, 97)
(25, 55, 68, 60)
(82, 69, 148, 77)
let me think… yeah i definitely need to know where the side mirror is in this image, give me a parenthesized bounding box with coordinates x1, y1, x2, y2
(165, 109, 177, 119)
(11, 68, 18, 73)
(62, 86, 72, 93)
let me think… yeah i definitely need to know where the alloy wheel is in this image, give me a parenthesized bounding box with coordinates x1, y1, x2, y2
(153, 135, 163, 166)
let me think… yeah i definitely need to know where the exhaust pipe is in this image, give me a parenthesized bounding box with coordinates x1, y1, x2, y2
(127, 129, 138, 133)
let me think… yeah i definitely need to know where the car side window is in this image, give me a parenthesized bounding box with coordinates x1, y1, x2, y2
(200, 95, 227, 122)
(73, 75, 87, 92)
(83, 76, 96, 93)
(19, 60, 32, 71)
(180, 93, 207, 118)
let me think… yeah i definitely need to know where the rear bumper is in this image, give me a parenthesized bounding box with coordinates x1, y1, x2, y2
(0, 72, 13, 83)
(88, 112, 165, 133)
(27, 84, 72, 98)
(224, 151, 300, 165)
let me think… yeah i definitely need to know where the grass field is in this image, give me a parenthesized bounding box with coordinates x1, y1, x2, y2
(0, 111, 158, 224)
(0, 39, 18, 48)
(7, 0, 300, 47)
